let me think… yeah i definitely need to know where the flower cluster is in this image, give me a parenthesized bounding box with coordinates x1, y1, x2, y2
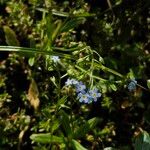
(65, 78, 101, 103)
(128, 79, 137, 92)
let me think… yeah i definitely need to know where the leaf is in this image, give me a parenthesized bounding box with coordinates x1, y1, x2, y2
(3, 26, 20, 46)
(56, 96, 67, 109)
(74, 12, 95, 17)
(60, 17, 86, 33)
(36, 8, 69, 17)
(36, 8, 95, 18)
(74, 117, 101, 139)
(147, 79, 150, 89)
(101, 65, 123, 78)
(51, 120, 60, 133)
(46, 12, 53, 48)
(71, 139, 87, 150)
(27, 79, 40, 110)
(52, 46, 86, 52)
(52, 20, 62, 42)
(134, 130, 150, 150)
(59, 110, 72, 137)
(95, 63, 123, 78)
(109, 83, 117, 91)
(30, 133, 65, 144)
(52, 10, 69, 17)
(28, 57, 35, 66)
(0, 46, 73, 59)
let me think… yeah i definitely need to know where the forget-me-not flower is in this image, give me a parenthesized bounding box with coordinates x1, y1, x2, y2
(128, 79, 137, 92)
(71, 79, 79, 85)
(65, 78, 79, 86)
(75, 81, 86, 93)
(77, 92, 92, 103)
(89, 88, 101, 102)
(65, 78, 73, 86)
(65, 78, 102, 103)
(51, 56, 60, 63)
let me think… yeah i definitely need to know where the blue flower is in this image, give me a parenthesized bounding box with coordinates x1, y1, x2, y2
(75, 81, 86, 93)
(128, 79, 137, 91)
(51, 56, 60, 63)
(77, 92, 92, 104)
(65, 78, 102, 103)
(65, 79, 73, 86)
(71, 79, 79, 85)
(89, 88, 101, 102)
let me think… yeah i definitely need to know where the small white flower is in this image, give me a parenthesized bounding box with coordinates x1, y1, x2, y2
(51, 56, 60, 63)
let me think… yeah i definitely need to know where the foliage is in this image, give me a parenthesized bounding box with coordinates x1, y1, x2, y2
(0, 0, 150, 149)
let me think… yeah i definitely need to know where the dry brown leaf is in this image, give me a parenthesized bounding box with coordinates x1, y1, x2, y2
(27, 79, 40, 110)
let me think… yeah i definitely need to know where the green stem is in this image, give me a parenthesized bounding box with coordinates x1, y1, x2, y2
(89, 49, 94, 88)
(96, 63, 124, 78)
(75, 65, 107, 82)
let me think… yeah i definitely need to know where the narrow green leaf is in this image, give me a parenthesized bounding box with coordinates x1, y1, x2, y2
(52, 46, 86, 52)
(3, 26, 20, 46)
(74, 12, 95, 17)
(60, 17, 86, 33)
(46, 12, 53, 48)
(59, 110, 72, 137)
(75, 65, 107, 82)
(30, 133, 65, 144)
(52, 10, 69, 17)
(74, 117, 101, 139)
(36, 8, 69, 17)
(51, 120, 60, 133)
(0, 46, 73, 59)
(71, 139, 87, 150)
(56, 96, 67, 108)
(52, 20, 62, 42)
(109, 84, 117, 91)
(88, 117, 101, 128)
(96, 63, 123, 78)
(36, 8, 95, 18)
